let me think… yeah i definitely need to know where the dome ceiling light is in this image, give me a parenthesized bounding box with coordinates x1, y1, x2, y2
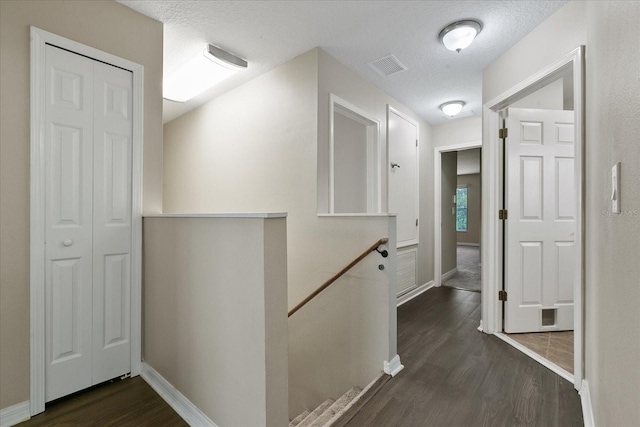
(438, 20, 482, 53)
(440, 101, 466, 117)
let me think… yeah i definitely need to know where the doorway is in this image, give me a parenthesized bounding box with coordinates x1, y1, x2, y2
(440, 148, 482, 293)
(433, 141, 482, 290)
(481, 47, 585, 388)
(30, 27, 144, 415)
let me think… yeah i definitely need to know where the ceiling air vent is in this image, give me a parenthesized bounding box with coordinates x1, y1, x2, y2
(367, 54, 408, 77)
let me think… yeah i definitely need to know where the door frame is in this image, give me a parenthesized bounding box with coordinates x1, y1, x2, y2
(29, 27, 144, 415)
(433, 141, 482, 287)
(481, 46, 585, 390)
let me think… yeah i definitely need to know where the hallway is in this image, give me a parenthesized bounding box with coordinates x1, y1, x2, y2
(346, 287, 583, 426)
(443, 245, 481, 292)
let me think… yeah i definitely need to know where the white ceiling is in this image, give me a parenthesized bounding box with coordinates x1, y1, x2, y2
(118, 0, 567, 125)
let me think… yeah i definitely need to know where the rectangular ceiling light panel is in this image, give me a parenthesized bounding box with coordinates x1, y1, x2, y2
(163, 44, 247, 103)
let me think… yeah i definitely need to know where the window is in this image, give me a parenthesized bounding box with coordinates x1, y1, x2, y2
(456, 186, 468, 232)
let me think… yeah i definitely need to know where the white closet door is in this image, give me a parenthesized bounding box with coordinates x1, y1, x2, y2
(92, 61, 133, 384)
(388, 108, 418, 246)
(44, 45, 133, 401)
(45, 45, 95, 401)
(504, 108, 575, 333)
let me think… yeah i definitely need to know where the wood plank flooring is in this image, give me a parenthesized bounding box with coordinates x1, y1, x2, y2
(345, 287, 583, 427)
(19, 376, 186, 426)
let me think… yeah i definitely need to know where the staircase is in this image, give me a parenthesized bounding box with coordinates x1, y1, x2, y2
(289, 387, 362, 427)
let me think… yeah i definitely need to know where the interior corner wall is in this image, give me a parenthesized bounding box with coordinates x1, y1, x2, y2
(482, 1, 586, 103)
(483, 0, 640, 424)
(316, 49, 434, 287)
(162, 48, 394, 417)
(0, 1, 163, 410)
(457, 173, 481, 245)
(584, 2, 640, 426)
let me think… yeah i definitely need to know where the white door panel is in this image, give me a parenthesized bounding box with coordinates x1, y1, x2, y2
(388, 108, 418, 246)
(92, 61, 132, 384)
(45, 45, 132, 401)
(45, 46, 95, 401)
(505, 108, 575, 333)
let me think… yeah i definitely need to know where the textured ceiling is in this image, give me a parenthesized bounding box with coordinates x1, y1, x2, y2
(118, 0, 567, 125)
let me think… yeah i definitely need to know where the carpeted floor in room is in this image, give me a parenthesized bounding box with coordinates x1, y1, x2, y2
(443, 244, 481, 292)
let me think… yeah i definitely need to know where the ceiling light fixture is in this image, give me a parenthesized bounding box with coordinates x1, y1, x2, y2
(439, 20, 482, 53)
(440, 101, 465, 117)
(163, 44, 248, 103)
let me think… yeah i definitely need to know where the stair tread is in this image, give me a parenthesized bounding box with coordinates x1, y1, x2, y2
(308, 387, 362, 427)
(290, 410, 311, 427)
(297, 398, 335, 427)
(325, 386, 364, 427)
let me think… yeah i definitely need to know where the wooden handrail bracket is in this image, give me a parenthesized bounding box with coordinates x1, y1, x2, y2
(288, 238, 389, 317)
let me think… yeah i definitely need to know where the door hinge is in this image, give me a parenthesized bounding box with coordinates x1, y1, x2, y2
(499, 209, 508, 220)
(416, 139, 419, 147)
(498, 290, 508, 301)
(499, 128, 508, 139)
(416, 218, 419, 226)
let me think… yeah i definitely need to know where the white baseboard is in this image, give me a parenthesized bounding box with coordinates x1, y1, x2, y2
(579, 379, 595, 427)
(383, 355, 404, 377)
(494, 333, 574, 384)
(141, 362, 217, 427)
(441, 268, 457, 283)
(0, 401, 30, 427)
(397, 281, 434, 306)
(477, 320, 484, 332)
(457, 242, 480, 247)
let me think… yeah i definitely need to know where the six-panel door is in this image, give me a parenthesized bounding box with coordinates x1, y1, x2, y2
(45, 45, 132, 401)
(504, 108, 575, 333)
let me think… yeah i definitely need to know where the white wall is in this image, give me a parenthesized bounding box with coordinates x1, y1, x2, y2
(510, 78, 564, 110)
(584, 2, 640, 426)
(0, 0, 163, 410)
(483, 1, 586, 103)
(143, 216, 288, 427)
(334, 112, 368, 213)
(317, 49, 433, 288)
(162, 49, 397, 418)
(431, 116, 482, 149)
(484, 1, 640, 424)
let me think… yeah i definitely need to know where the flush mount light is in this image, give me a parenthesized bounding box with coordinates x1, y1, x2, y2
(439, 20, 482, 53)
(440, 101, 466, 117)
(163, 44, 248, 102)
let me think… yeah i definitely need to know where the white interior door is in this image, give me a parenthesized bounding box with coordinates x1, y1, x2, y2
(388, 108, 418, 247)
(45, 45, 132, 401)
(504, 108, 575, 333)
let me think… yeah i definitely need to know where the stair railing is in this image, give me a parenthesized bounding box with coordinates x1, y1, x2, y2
(288, 238, 389, 317)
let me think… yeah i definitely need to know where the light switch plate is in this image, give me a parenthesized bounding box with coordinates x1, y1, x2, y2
(611, 162, 621, 213)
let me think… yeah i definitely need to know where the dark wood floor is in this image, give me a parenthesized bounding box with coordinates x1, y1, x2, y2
(346, 287, 584, 427)
(19, 376, 186, 426)
(18, 287, 582, 426)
